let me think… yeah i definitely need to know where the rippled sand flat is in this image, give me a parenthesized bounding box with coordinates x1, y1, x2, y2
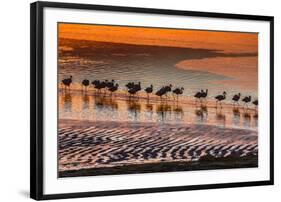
(59, 119, 258, 177)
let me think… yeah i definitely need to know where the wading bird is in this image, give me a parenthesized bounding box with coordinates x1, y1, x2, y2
(145, 84, 153, 100)
(106, 79, 115, 89)
(200, 89, 208, 102)
(128, 88, 138, 99)
(91, 80, 100, 93)
(194, 90, 203, 103)
(232, 93, 241, 106)
(215, 91, 227, 108)
(95, 80, 107, 94)
(156, 87, 167, 101)
(61, 76, 72, 91)
(172, 87, 184, 101)
(82, 79, 89, 91)
(108, 83, 119, 97)
(125, 82, 135, 90)
(242, 95, 251, 108)
(164, 84, 172, 98)
(252, 99, 258, 108)
(134, 82, 141, 93)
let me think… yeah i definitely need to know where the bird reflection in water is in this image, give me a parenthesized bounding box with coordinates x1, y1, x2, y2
(253, 112, 258, 127)
(156, 103, 172, 122)
(82, 94, 90, 110)
(145, 102, 154, 118)
(232, 107, 241, 126)
(215, 108, 226, 127)
(127, 100, 141, 120)
(62, 92, 72, 112)
(243, 110, 251, 128)
(195, 104, 208, 123)
(173, 103, 184, 121)
(94, 96, 118, 110)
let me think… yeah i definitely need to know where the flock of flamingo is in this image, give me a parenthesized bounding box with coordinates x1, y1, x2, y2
(61, 76, 258, 109)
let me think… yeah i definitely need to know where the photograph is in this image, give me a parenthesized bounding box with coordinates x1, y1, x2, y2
(58, 23, 259, 178)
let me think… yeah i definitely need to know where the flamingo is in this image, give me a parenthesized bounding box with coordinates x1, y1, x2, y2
(145, 84, 153, 100)
(91, 80, 100, 94)
(106, 79, 115, 89)
(164, 84, 172, 98)
(232, 93, 241, 106)
(194, 90, 203, 103)
(215, 91, 227, 108)
(156, 87, 167, 101)
(172, 87, 184, 101)
(201, 89, 208, 102)
(242, 96, 251, 108)
(108, 83, 119, 97)
(61, 76, 72, 91)
(128, 88, 138, 99)
(82, 79, 89, 91)
(95, 80, 107, 94)
(125, 82, 135, 90)
(252, 99, 258, 111)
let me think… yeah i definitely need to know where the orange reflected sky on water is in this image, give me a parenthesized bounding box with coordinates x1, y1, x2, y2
(59, 91, 258, 130)
(58, 23, 258, 91)
(58, 23, 259, 124)
(58, 23, 258, 54)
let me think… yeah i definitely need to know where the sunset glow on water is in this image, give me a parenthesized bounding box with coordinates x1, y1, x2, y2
(58, 23, 259, 176)
(58, 23, 258, 128)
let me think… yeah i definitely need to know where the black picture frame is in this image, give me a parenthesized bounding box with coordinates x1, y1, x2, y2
(30, 1, 274, 200)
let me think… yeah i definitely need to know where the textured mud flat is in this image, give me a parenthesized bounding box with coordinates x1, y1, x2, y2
(58, 119, 258, 177)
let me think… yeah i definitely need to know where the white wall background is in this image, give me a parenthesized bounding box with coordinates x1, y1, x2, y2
(0, 0, 279, 201)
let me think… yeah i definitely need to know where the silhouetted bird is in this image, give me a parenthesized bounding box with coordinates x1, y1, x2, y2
(252, 99, 258, 106)
(82, 79, 89, 91)
(103, 80, 109, 93)
(91, 80, 100, 86)
(194, 90, 204, 103)
(61, 76, 72, 90)
(145, 84, 153, 99)
(172, 87, 184, 101)
(95, 80, 107, 94)
(242, 96, 251, 108)
(201, 89, 208, 101)
(91, 80, 100, 93)
(108, 83, 119, 97)
(128, 88, 138, 99)
(232, 93, 241, 105)
(134, 82, 141, 93)
(156, 87, 167, 100)
(106, 79, 115, 88)
(252, 99, 258, 111)
(125, 82, 135, 90)
(215, 91, 227, 108)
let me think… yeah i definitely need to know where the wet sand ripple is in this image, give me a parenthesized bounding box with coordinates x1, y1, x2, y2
(59, 119, 258, 173)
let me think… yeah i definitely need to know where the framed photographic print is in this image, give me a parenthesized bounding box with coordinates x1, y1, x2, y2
(30, 1, 274, 200)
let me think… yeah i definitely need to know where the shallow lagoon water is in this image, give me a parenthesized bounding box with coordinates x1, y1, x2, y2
(59, 91, 258, 131)
(59, 39, 258, 101)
